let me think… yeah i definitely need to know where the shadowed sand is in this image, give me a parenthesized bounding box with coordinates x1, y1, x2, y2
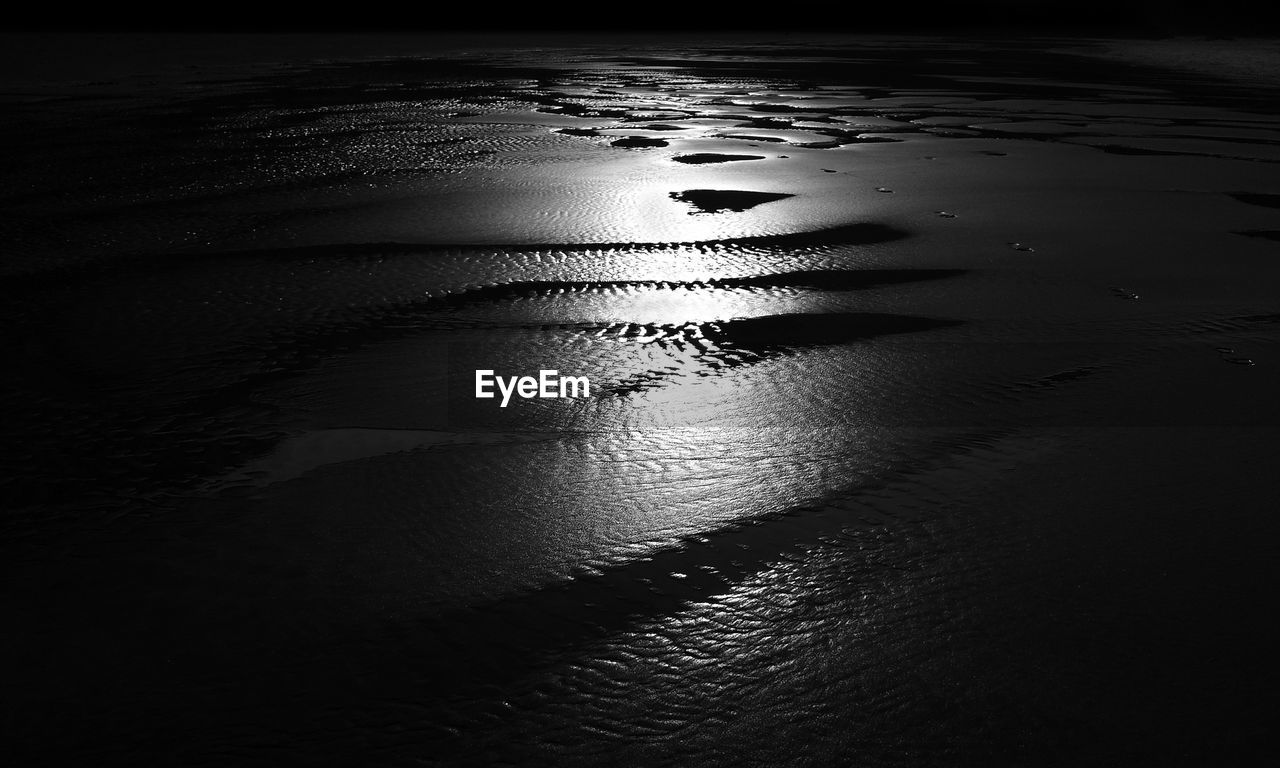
(670, 189, 795, 213)
(672, 153, 766, 164)
(1236, 230, 1280, 242)
(0, 222, 913, 292)
(610, 136, 667, 147)
(1230, 192, 1280, 209)
(597, 311, 963, 395)
(704, 311, 960, 349)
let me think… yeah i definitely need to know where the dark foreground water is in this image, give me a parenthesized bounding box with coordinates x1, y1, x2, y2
(3, 35, 1280, 765)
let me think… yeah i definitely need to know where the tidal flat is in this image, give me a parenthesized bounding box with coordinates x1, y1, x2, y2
(3, 33, 1280, 766)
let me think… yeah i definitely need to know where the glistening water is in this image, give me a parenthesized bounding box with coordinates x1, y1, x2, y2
(3, 35, 1280, 766)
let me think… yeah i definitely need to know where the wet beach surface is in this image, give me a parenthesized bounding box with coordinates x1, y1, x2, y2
(3, 34, 1280, 765)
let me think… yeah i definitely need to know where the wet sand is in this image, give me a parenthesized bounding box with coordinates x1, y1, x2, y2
(3, 33, 1280, 765)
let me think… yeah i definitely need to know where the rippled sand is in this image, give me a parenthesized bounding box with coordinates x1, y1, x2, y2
(4, 34, 1280, 765)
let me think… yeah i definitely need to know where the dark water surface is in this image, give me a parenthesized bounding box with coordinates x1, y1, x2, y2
(3, 35, 1280, 765)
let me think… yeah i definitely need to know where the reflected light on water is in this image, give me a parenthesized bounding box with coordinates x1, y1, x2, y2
(541, 346, 895, 568)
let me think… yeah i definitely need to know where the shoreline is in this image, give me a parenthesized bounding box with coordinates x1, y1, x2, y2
(4, 33, 1279, 765)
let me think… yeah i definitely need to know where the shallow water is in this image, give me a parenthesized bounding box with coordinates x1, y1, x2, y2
(3, 35, 1280, 765)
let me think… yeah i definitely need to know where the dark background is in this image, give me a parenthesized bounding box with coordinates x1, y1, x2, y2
(1, 1, 1275, 36)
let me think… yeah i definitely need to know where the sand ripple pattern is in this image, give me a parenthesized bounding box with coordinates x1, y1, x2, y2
(6, 37, 1280, 767)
